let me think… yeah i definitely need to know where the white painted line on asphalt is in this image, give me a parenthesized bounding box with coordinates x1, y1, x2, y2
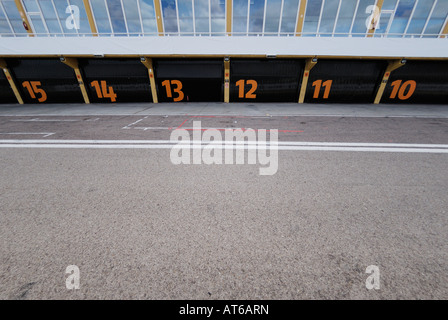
(122, 116, 149, 129)
(1, 140, 448, 149)
(10, 119, 79, 122)
(0, 143, 448, 153)
(0, 133, 55, 137)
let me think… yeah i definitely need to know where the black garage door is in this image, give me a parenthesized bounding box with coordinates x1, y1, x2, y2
(230, 59, 304, 102)
(305, 59, 387, 103)
(0, 70, 17, 104)
(153, 59, 224, 102)
(6, 58, 84, 104)
(79, 58, 153, 103)
(381, 60, 448, 104)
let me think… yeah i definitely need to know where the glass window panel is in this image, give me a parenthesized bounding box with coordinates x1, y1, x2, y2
(424, 0, 448, 36)
(407, 0, 435, 35)
(388, 0, 416, 35)
(38, 0, 62, 34)
(123, 0, 142, 33)
(30, 15, 47, 34)
(194, 0, 209, 34)
(303, 0, 323, 36)
(23, 0, 40, 12)
(161, 0, 178, 33)
(90, 0, 112, 34)
(65, 0, 93, 35)
(264, 0, 282, 34)
(51, 0, 74, 34)
(3, 0, 28, 34)
(351, 0, 376, 36)
(374, 12, 392, 35)
(249, 0, 264, 34)
(233, 0, 248, 35)
(0, 4, 13, 34)
(177, 0, 193, 33)
(139, 0, 157, 34)
(382, 0, 398, 11)
(334, 0, 357, 35)
(106, 0, 127, 34)
(318, 0, 339, 35)
(280, 0, 299, 34)
(211, 0, 225, 34)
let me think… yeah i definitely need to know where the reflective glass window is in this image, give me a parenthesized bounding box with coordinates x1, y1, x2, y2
(139, 0, 158, 34)
(388, 0, 416, 36)
(423, 0, 448, 37)
(303, 0, 322, 36)
(161, 0, 178, 34)
(264, 0, 282, 34)
(351, 0, 376, 36)
(194, 0, 209, 34)
(280, 0, 300, 34)
(178, 0, 193, 33)
(211, 0, 225, 34)
(90, 0, 113, 34)
(233, 0, 248, 35)
(333, 0, 357, 35)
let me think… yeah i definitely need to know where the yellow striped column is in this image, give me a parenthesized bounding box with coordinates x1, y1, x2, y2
(154, 0, 164, 36)
(374, 59, 405, 104)
(0, 58, 24, 104)
(298, 58, 317, 103)
(295, 0, 307, 36)
(367, 0, 384, 37)
(141, 57, 159, 103)
(224, 57, 230, 102)
(60, 57, 90, 104)
(82, 0, 98, 36)
(440, 18, 448, 38)
(14, 0, 34, 36)
(226, 0, 232, 36)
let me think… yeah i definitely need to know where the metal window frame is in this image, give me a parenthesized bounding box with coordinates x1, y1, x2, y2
(277, 0, 284, 35)
(136, 0, 144, 34)
(119, 0, 130, 36)
(192, 0, 196, 35)
(88, 0, 101, 35)
(348, 0, 360, 35)
(0, 1, 16, 36)
(102, 0, 114, 35)
(208, 0, 211, 35)
(246, 0, 250, 35)
(384, 0, 400, 36)
(331, 0, 342, 36)
(420, 0, 438, 38)
(402, 0, 418, 37)
(49, 0, 65, 36)
(316, 0, 325, 36)
(261, 0, 266, 34)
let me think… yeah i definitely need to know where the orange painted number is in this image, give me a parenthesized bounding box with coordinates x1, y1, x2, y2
(312, 80, 332, 99)
(22, 81, 47, 102)
(162, 80, 184, 102)
(235, 79, 257, 99)
(90, 80, 117, 102)
(390, 80, 416, 100)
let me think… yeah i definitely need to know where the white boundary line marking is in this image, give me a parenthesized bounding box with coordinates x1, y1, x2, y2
(0, 140, 447, 153)
(0, 133, 55, 137)
(0, 144, 447, 153)
(1, 140, 448, 148)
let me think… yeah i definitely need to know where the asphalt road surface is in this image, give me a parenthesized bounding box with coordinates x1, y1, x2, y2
(0, 103, 447, 299)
